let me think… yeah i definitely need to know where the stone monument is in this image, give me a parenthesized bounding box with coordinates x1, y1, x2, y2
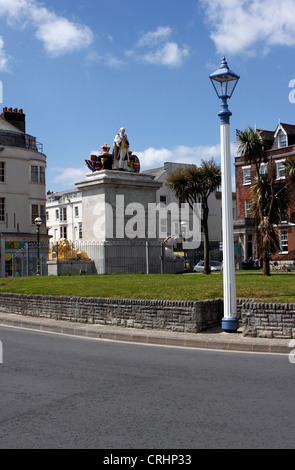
(76, 127, 163, 273)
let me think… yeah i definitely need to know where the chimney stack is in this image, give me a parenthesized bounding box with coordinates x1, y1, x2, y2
(1, 107, 26, 133)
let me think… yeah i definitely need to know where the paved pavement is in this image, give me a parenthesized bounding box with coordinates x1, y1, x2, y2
(0, 311, 292, 355)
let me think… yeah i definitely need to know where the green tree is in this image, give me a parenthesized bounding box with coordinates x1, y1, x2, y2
(236, 127, 268, 177)
(167, 159, 221, 275)
(252, 167, 290, 276)
(284, 158, 295, 183)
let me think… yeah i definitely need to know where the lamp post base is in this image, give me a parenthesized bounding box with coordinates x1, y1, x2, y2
(222, 317, 239, 332)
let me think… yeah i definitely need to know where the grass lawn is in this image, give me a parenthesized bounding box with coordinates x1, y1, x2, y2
(0, 271, 294, 303)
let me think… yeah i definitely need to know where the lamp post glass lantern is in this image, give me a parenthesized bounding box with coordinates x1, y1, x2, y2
(35, 217, 42, 276)
(209, 57, 240, 332)
(210, 57, 239, 100)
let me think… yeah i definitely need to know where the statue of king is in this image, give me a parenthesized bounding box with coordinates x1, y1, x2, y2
(112, 127, 129, 170)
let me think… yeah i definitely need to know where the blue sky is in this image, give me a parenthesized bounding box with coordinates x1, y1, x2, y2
(1, 0, 295, 192)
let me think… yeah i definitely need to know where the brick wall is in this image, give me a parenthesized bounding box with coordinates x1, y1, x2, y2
(235, 159, 254, 218)
(0, 293, 223, 334)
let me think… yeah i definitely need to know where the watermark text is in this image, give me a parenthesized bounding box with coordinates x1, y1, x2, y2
(92, 196, 202, 249)
(289, 339, 295, 363)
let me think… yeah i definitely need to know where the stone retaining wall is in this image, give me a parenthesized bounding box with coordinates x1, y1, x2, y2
(1, 293, 294, 338)
(241, 300, 295, 338)
(0, 293, 223, 334)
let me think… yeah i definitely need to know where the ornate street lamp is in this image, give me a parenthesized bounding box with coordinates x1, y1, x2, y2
(35, 217, 42, 276)
(209, 57, 240, 332)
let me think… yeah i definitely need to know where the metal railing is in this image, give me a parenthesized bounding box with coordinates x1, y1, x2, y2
(12, 242, 49, 277)
(25, 134, 44, 153)
(10, 240, 187, 277)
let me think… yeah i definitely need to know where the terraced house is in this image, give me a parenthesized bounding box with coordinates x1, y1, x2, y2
(0, 107, 47, 277)
(234, 120, 295, 268)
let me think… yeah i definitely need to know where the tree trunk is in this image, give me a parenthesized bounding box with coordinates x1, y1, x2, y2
(263, 251, 271, 276)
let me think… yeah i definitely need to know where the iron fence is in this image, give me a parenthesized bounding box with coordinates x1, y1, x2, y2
(11, 243, 49, 277)
(9, 240, 188, 277)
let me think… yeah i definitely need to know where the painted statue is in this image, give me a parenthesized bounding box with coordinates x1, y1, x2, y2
(85, 127, 140, 173)
(48, 239, 90, 261)
(112, 127, 129, 170)
(85, 154, 102, 172)
(128, 153, 140, 173)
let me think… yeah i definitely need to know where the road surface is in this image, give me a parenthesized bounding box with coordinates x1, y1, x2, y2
(0, 326, 294, 449)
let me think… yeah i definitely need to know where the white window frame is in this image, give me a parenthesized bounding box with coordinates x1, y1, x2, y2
(260, 163, 268, 176)
(278, 131, 287, 148)
(40, 205, 45, 225)
(242, 166, 251, 185)
(276, 160, 286, 180)
(59, 207, 67, 222)
(60, 226, 67, 239)
(30, 165, 39, 183)
(40, 166, 46, 184)
(278, 209, 288, 224)
(279, 229, 288, 253)
(160, 195, 167, 207)
(31, 204, 39, 224)
(244, 199, 252, 218)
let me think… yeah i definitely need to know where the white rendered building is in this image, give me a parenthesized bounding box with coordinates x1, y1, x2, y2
(142, 162, 226, 243)
(46, 189, 83, 244)
(0, 107, 47, 277)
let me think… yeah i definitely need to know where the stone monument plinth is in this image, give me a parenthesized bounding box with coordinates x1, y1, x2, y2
(75, 169, 162, 242)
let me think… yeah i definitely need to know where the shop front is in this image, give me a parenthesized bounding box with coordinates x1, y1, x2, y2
(0, 235, 49, 277)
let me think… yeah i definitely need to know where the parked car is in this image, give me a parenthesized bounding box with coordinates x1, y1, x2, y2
(193, 260, 222, 272)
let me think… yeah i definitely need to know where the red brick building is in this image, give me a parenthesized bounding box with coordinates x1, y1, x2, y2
(234, 121, 295, 268)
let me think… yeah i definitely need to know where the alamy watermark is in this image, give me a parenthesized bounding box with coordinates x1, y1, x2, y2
(288, 340, 295, 363)
(0, 340, 3, 364)
(92, 196, 202, 249)
(0, 80, 2, 103)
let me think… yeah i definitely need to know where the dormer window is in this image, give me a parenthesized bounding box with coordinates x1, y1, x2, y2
(279, 132, 287, 148)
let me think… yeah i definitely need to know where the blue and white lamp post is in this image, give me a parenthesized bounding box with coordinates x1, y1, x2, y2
(209, 57, 240, 332)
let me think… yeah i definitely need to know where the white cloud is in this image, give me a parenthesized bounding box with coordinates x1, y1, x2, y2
(201, 0, 295, 55)
(0, 35, 11, 72)
(36, 18, 93, 57)
(0, 0, 93, 57)
(143, 42, 189, 67)
(137, 26, 173, 48)
(49, 143, 238, 190)
(85, 51, 124, 68)
(137, 144, 225, 170)
(52, 167, 87, 186)
(0, 0, 28, 22)
(130, 26, 189, 67)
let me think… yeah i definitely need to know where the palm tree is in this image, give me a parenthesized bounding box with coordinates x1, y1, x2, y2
(284, 158, 295, 183)
(236, 127, 267, 179)
(167, 159, 221, 275)
(237, 126, 295, 275)
(252, 169, 290, 276)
